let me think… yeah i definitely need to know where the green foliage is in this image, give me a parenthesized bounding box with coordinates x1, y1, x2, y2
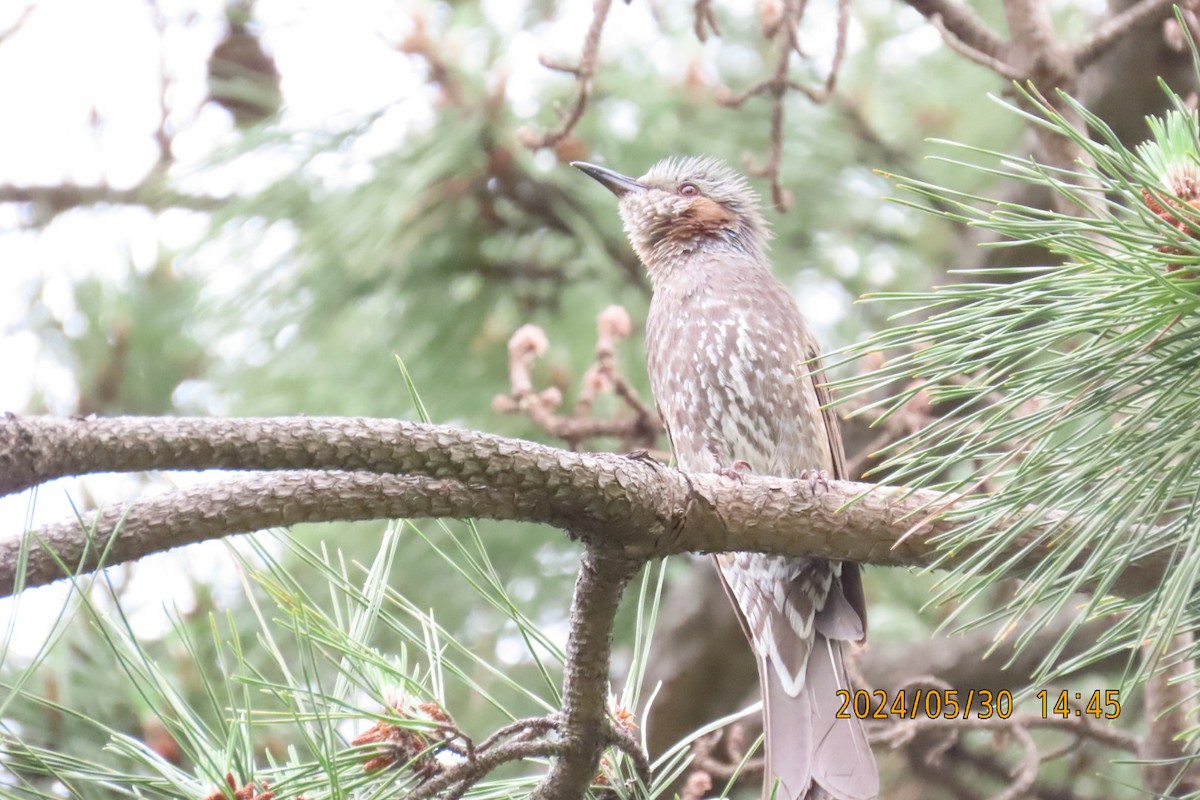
(0, 521, 758, 800)
(841, 81, 1200, 696)
(29, 256, 207, 415)
(203, 3, 965, 428)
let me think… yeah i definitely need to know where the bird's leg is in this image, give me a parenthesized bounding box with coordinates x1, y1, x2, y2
(798, 468, 830, 494)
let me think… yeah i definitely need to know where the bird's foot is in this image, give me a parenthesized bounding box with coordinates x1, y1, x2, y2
(624, 448, 661, 466)
(717, 460, 753, 482)
(798, 468, 830, 494)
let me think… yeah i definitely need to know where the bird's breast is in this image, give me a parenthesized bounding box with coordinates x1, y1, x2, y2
(645, 270, 828, 478)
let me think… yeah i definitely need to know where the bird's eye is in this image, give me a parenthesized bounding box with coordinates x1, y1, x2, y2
(679, 182, 700, 196)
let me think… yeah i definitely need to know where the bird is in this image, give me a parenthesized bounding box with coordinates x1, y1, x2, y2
(573, 156, 877, 800)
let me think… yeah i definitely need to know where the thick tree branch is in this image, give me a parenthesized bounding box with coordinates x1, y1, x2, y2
(532, 549, 639, 800)
(2, 472, 550, 594)
(0, 414, 1178, 601)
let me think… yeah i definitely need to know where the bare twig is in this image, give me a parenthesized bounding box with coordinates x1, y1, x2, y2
(990, 724, 1039, 800)
(679, 770, 713, 800)
(690, 725, 764, 781)
(875, 704, 1137, 800)
(929, 13, 1021, 80)
(604, 718, 651, 788)
(522, 0, 614, 149)
(902, 0, 1009, 62)
(476, 716, 560, 753)
(396, 12, 464, 106)
(146, 0, 175, 170)
(718, 0, 850, 209)
(492, 311, 661, 450)
(1073, 0, 1178, 70)
(1002, 0, 1071, 84)
(1139, 633, 1200, 794)
(693, 0, 720, 42)
(0, 4, 32, 47)
(407, 739, 564, 800)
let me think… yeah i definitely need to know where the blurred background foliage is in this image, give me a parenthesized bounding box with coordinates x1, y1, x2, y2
(2, 0, 1195, 797)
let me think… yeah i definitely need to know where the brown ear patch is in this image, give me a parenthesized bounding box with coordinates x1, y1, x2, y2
(676, 196, 736, 236)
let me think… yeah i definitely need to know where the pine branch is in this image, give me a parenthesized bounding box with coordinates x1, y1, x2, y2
(0, 413, 1178, 600)
(531, 549, 639, 800)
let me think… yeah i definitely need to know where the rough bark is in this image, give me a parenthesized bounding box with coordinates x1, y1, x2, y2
(0, 414, 1176, 601)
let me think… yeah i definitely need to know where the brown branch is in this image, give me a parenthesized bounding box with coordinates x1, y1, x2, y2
(147, 0, 174, 170)
(0, 183, 222, 214)
(999, 0, 1101, 213)
(902, 0, 1010, 62)
(1139, 633, 1200, 795)
(949, 744, 1084, 800)
(492, 312, 661, 451)
(1002, 0, 1071, 84)
(3, 472, 553, 594)
(929, 12, 1021, 79)
(476, 717, 561, 753)
(532, 549, 639, 800)
(407, 738, 565, 800)
(396, 12, 465, 107)
(604, 719, 651, 788)
(718, 0, 850, 209)
(690, 725, 763, 782)
(0, 414, 1182, 602)
(521, 0, 614, 149)
(876, 707, 1137, 800)
(679, 771, 713, 800)
(716, 0, 801, 211)
(1074, 0, 1179, 70)
(693, 0, 720, 42)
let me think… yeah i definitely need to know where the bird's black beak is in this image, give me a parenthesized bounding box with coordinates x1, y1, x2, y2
(571, 161, 646, 198)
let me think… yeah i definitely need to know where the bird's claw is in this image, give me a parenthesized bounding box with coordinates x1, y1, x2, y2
(717, 460, 753, 482)
(624, 448, 661, 465)
(798, 468, 830, 494)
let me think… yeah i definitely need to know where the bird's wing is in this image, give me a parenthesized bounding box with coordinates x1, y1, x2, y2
(805, 342, 868, 640)
(805, 343, 846, 482)
(656, 401, 677, 463)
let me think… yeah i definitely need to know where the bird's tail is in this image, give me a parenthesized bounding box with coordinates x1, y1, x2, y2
(761, 635, 877, 800)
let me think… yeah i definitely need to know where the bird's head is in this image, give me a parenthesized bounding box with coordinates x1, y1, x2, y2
(572, 156, 770, 275)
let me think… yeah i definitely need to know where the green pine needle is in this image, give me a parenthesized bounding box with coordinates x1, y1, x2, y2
(840, 80, 1200, 712)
